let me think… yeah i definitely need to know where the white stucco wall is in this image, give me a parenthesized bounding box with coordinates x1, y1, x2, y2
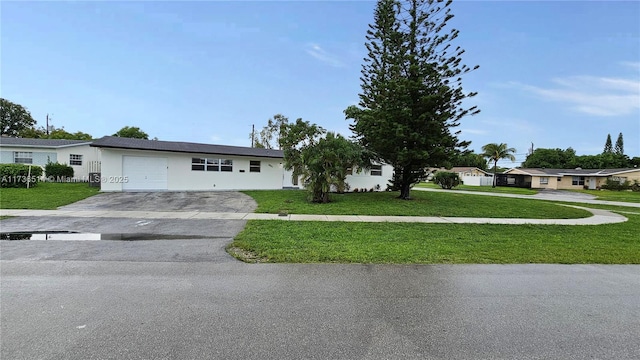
(345, 164, 394, 191)
(0, 146, 57, 166)
(56, 145, 101, 179)
(98, 148, 285, 191)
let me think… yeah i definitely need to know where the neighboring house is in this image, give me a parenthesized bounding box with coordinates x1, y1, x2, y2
(427, 166, 492, 177)
(426, 166, 493, 186)
(91, 136, 393, 192)
(503, 168, 640, 190)
(0, 137, 100, 179)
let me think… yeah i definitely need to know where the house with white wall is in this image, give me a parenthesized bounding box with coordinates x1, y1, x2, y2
(0, 137, 100, 179)
(1, 136, 392, 191)
(91, 136, 393, 192)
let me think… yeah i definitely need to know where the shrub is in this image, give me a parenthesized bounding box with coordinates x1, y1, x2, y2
(433, 171, 460, 190)
(0, 164, 43, 188)
(600, 179, 630, 191)
(45, 162, 74, 180)
(631, 180, 640, 192)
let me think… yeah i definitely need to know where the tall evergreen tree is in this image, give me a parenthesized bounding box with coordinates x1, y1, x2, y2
(603, 134, 613, 154)
(614, 132, 624, 155)
(345, 0, 479, 199)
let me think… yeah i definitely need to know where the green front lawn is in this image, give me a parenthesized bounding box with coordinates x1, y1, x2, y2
(242, 190, 588, 219)
(570, 189, 640, 203)
(229, 212, 639, 264)
(0, 182, 100, 209)
(415, 182, 539, 195)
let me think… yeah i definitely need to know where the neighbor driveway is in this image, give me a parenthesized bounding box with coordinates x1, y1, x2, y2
(0, 191, 256, 262)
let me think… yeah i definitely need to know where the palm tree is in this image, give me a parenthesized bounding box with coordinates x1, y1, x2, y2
(482, 143, 516, 188)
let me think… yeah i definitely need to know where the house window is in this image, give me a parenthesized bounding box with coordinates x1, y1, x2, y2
(220, 159, 233, 172)
(192, 158, 205, 171)
(557, 177, 562, 182)
(572, 176, 585, 186)
(611, 176, 627, 183)
(192, 158, 233, 172)
(69, 154, 83, 166)
(540, 177, 549, 185)
(370, 165, 382, 176)
(250, 160, 261, 173)
(14, 152, 32, 164)
(346, 167, 353, 175)
(207, 159, 219, 171)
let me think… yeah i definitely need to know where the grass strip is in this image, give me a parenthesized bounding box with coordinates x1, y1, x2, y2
(0, 182, 100, 209)
(242, 190, 589, 219)
(229, 213, 639, 264)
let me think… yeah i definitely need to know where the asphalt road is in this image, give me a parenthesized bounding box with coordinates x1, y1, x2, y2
(2, 192, 639, 359)
(2, 262, 639, 360)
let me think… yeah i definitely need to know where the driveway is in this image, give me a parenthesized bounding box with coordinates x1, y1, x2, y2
(58, 191, 258, 212)
(0, 191, 256, 262)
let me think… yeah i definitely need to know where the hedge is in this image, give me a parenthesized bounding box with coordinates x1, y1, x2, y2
(433, 171, 460, 189)
(0, 164, 44, 188)
(45, 162, 74, 180)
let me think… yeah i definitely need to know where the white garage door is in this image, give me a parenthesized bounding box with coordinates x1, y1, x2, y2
(122, 156, 168, 191)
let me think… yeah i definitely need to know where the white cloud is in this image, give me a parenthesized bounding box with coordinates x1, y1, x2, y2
(305, 43, 345, 68)
(620, 61, 640, 71)
(511, 73, 640, 117)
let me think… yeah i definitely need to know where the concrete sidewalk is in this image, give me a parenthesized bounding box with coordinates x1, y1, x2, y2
(413, 187, 640, 208)
(0, 205, 628, 225)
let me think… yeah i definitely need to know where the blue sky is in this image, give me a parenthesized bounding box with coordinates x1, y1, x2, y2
(2, 1, 639, 167)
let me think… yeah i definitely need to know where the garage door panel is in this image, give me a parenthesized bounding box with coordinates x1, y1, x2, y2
(122, 156, 167, 191)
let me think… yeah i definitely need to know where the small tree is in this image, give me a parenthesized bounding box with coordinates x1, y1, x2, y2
(251, 114, 289, 149)
(113, 126, 149, 139)
(482, 143, 516, 188)
(433, 171, 460, 189)
(280, 119, 371, 203)
(48, 128, 93, 140)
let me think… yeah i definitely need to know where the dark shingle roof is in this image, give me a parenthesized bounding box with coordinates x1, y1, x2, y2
(91, 136, 284, 159)
(0, 137, 92, 148)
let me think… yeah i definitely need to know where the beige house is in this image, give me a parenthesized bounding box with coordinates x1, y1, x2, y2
(504, 168, 640, 190)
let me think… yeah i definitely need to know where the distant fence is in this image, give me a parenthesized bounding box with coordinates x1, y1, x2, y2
(461, 176, 493, 186)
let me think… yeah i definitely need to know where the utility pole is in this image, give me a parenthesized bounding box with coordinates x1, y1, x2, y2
(251, 124, 255, 147)
(46, 114, 50, 136)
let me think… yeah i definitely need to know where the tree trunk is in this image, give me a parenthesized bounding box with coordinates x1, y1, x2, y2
(492, 160, 497, 188)
(398, 168, 412, 200)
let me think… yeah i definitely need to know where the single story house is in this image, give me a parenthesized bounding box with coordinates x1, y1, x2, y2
(91, 136, 393, 192)
(427, 166, 492, 177)
(0, 137, 100, 179)
(503, 167, 640, 190)
(426, 166, 493, 186)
